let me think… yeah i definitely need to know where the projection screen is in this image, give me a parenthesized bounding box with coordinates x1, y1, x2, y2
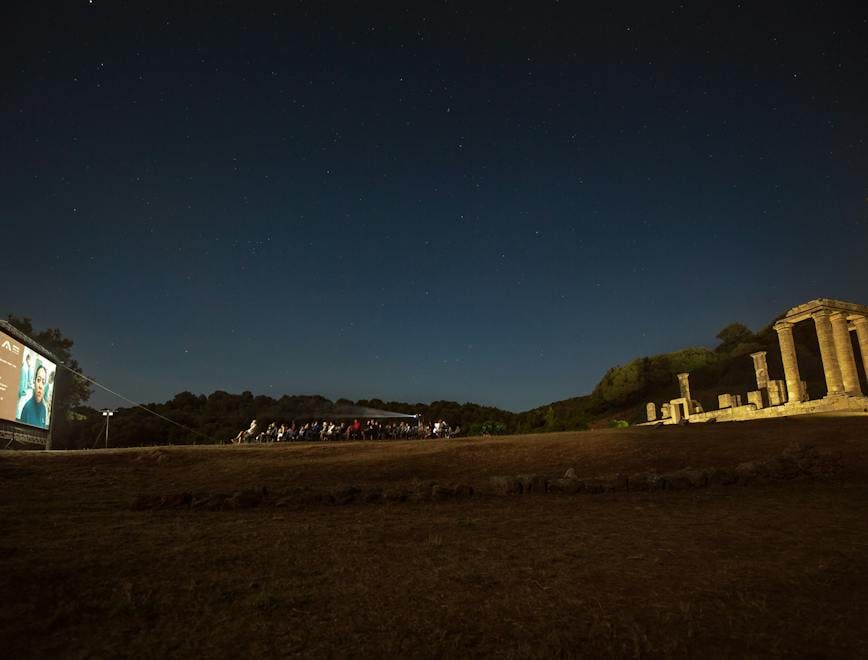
(0, 329, 57, 430)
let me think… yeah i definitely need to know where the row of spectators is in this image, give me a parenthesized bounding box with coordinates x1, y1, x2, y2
(233, 418, 459, 444)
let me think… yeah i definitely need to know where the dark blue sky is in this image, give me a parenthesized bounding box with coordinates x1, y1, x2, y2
(2, 2, 867, 411)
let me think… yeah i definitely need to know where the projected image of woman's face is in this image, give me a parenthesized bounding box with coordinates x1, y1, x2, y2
(34, 366, 46, 404)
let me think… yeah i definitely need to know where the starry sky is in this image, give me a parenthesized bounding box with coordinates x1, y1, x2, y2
(2, 2, 867, 412)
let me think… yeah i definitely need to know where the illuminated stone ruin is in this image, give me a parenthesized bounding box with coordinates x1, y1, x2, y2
(644, 298, 868, 424)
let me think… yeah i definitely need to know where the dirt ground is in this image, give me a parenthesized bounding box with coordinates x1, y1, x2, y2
(2, 416, 868, 658)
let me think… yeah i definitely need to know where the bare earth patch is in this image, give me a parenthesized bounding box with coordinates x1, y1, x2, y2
(1, 416, 867, 657)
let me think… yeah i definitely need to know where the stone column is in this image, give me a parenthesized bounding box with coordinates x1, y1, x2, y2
(773, 320, 804, 403)
(646, 402, 657, 422)
(830, 311, 862, 395)
(750, 351, 769, 390)
(676, 373, 691, 407)
(854, 316, 868, 385)
(812, 310, 844, 396)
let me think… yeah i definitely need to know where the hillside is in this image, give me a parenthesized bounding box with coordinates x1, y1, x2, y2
(533, 316, 858, 428)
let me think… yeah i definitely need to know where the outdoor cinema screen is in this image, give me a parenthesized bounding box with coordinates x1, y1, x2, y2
(0, 329, 57, 430)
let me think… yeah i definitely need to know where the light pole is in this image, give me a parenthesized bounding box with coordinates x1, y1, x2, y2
(102, 409, 114, 449)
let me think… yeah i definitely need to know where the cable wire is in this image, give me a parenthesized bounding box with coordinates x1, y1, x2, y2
(58, 362, 215, 444)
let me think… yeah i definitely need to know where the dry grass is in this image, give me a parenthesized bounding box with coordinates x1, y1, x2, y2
(1, 416, 868, 657)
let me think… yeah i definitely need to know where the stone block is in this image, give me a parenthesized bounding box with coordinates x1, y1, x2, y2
(768, 380, 786, 406)
(718, 393, 733, 409)
(747, 390, 764, 410)
(670, 397, 689, 422)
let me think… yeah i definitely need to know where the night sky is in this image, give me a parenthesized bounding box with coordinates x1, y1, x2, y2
(2, 2, 867, 412)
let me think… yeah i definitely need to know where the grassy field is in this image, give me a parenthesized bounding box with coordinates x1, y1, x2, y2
(2, 416, 868, 657)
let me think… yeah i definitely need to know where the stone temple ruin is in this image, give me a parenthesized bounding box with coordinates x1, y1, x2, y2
(643, 298, 868, 425)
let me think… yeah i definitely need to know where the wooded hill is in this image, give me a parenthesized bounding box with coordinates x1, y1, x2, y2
(536, 312, 862, 429)
(50, 309, 861, 449)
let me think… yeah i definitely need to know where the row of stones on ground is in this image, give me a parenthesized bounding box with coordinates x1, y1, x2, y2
(499, 442, 840, 495)
(130, 442, 840, 511)
(131, 481, 474, 511)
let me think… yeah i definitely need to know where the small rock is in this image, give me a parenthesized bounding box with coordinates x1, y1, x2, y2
(333, 485, 361, 505)
(645, 472, 666, 491)
(627, 473, 650, 491)
(160, 492, 193, 508)
(517, 474, 547, 494)
(682, 468, 708, 488)
(603, 473, 629, 492)
(489, 475, 522, 495)
(229, 489, 263, 509)
(706, 467, 737, 486)
(363, 487, 384, 503)
(735, 460, 763, 484)
(663, 471, 695, 491)
(131, 494, 162, 511)
(431, 484, 455, 501)
(383, 487, 409, 502)
(763, 455, 801, 480)
(782, 441, 815, 462)
(192, 493, 228, 510)
(411, 480, 436, 500)
(550, 477, 582, 494)
(564, 468, 577, 480)
(296, 489, 322, 505)
(581, 479, 605, 494)
(453, 483, 474, 498)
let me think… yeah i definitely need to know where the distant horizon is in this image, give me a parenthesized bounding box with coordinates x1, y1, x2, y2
(39, 291, 865, 414)
(17, 291, 868, 415)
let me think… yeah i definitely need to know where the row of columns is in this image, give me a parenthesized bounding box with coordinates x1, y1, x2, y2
(773, 312, 868, 402)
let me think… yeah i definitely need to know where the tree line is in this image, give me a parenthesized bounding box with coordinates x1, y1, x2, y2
(8, 309, 841, 449)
